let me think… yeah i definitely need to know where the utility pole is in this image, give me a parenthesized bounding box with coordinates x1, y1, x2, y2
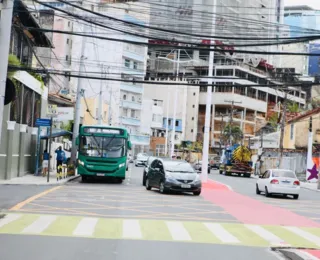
(170, 49, 180, 157)
(201, 0, 217, 183)
(164, 87, 170, 156)
(0, 0, 14, 145)
(71, 23, 88, 164)
(224, 100, 242, 145)
(98, 64, 104, 125)
(278, 91, 288, 168)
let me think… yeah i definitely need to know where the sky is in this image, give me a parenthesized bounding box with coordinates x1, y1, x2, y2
(285, 0, 320, 9)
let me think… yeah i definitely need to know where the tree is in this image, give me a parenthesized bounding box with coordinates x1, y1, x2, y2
(287, 101, 300, 113)
(222, 124, 243, 144)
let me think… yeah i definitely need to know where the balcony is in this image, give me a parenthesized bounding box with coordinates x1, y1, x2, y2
(130, 134, 150, 146)
(120, 83, 143, 94)
(123, 67, 145, 76)
(120, 100, 142, 110)
(123, 50, 145, 63)
(120, 117, 140, 126)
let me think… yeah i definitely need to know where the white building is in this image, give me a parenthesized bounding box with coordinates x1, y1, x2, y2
(142, 80, 200, 145)
(70, 1, 150, 152)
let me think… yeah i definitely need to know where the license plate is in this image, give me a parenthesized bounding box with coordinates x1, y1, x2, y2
(96, 173, 105, 176)
(181, 184, 191, 188)
(281, 181, 290, 184)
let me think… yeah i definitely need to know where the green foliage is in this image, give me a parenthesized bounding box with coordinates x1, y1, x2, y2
(287, 101, 300, 113)
(7, 54, 45, 90)
(61, 120, 73, 132)
(268, 113, 279, 129)
(311, 98, 320, 109)
(222, 124, 243, 144)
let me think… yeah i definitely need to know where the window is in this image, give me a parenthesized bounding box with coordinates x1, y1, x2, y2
(290, 124, 294, 140)
(133, 61, 138, 69)
(192, 117, 194, 120)
(200, 86, 207, 92)
(175, 120, 179, 127)
(193, 92, 196, 96)
(216, 69, 233, 76)
(66, 39, 69, 44)
(124, 59, 130, 68)
(132, 96, 135, 102)
(68, 21, 71, 27)
(192, 105, 195, 108)
(191, 129, 194, 133)
(168, 119, 172, 125)
(65, 55, 68, 61)
(258, 90, 266, 101)
(123, 108, 128, 117)
(123, 94, 127, 100)
(131, 110, 135, 118)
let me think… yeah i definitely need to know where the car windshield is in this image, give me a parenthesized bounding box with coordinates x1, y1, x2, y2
(80, 135, 126, 158)
(272, 170, 296, 178)
(164, 162, 195, 173)
(137, 153, 148, 158)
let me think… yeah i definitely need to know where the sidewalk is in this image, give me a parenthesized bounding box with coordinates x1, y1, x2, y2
(0, 173, 79, 185)
(300, 182, 320, 192)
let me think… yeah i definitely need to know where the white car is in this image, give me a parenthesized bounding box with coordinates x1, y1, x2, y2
(135, 153, 148, 167)
(256, 169, 300, 199)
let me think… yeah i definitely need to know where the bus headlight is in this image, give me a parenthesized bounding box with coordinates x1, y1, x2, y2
(119, 163, 125, 168)
(78, 160, 84, 166)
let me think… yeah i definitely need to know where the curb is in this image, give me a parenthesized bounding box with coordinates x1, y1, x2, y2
(300, 185, 320, 192)
(0, 175, 80, 186)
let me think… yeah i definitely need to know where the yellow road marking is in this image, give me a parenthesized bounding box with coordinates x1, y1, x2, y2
(10, 186, 63, 211)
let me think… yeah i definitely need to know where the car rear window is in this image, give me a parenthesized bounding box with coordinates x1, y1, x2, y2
(272, 171, 296, 178)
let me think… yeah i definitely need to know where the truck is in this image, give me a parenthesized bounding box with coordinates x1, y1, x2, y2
(219, 144, 253, 178)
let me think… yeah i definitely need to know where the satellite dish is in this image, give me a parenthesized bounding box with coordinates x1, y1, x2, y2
(4, 78, 16, 105)
(251, 55, 261, 67)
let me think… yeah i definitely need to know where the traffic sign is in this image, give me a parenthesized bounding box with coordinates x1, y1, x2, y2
(47, 104, 58, 117)
(35, 118, 52, 127)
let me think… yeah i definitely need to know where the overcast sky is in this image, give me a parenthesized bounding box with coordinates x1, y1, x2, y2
(285, 0, 320, 9)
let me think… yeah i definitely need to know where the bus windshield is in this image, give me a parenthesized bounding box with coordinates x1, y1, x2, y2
(80, 135, 126, 158)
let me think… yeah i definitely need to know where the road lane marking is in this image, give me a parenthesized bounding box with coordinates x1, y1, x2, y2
(73, 217, 98, 236)
(10, 186, 62, 211)
(166, 221, 191, 241)
(285, 226, 320, 247)
(22, 215, 57, 234)
(204, 223, 240, 243)
(245, 224, 289, 246)
(0, 214, 21, 228)
(122, 219, 142, 239)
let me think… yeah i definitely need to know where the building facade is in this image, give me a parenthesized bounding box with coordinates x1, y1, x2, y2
(70, 2, 150, 153)
(0, 0, 52, 180)
(284, 5, 320, 76)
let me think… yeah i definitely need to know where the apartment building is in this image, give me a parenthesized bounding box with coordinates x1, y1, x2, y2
(70, 1, 150, 153)
(142, 80, 200, 154)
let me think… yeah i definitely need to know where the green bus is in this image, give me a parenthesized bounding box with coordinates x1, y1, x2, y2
(76, 125, 132, 182)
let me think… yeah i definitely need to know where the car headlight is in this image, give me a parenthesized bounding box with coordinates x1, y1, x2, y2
(78, 160, 84, 166)
(119, 163, 125, 168)
(165, 173, 177, 183)
(193, 175, 201, 183)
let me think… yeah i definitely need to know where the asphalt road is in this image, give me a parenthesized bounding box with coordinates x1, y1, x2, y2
(2, 164, 319, 260)
(0, 185, 49, 211)
(208, 170, 320, 223)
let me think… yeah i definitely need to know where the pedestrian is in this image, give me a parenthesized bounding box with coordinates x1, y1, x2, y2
(42, 149, 50, 177)
(55, 146, 66, 172)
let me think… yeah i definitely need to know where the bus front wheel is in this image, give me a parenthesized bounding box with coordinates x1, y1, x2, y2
(81, 175, 87, 182)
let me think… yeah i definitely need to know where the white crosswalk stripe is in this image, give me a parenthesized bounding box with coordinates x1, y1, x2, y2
(245, 225, 289, 246)
(204, 223, 240, 243)
(122, 219, 142, 239)
(0, 214, 21, 228)
(73, 217, 98, 236)
(22, 215, 57, 234)
(285, 226, 320, 247)
(166, 221, 191, 241)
